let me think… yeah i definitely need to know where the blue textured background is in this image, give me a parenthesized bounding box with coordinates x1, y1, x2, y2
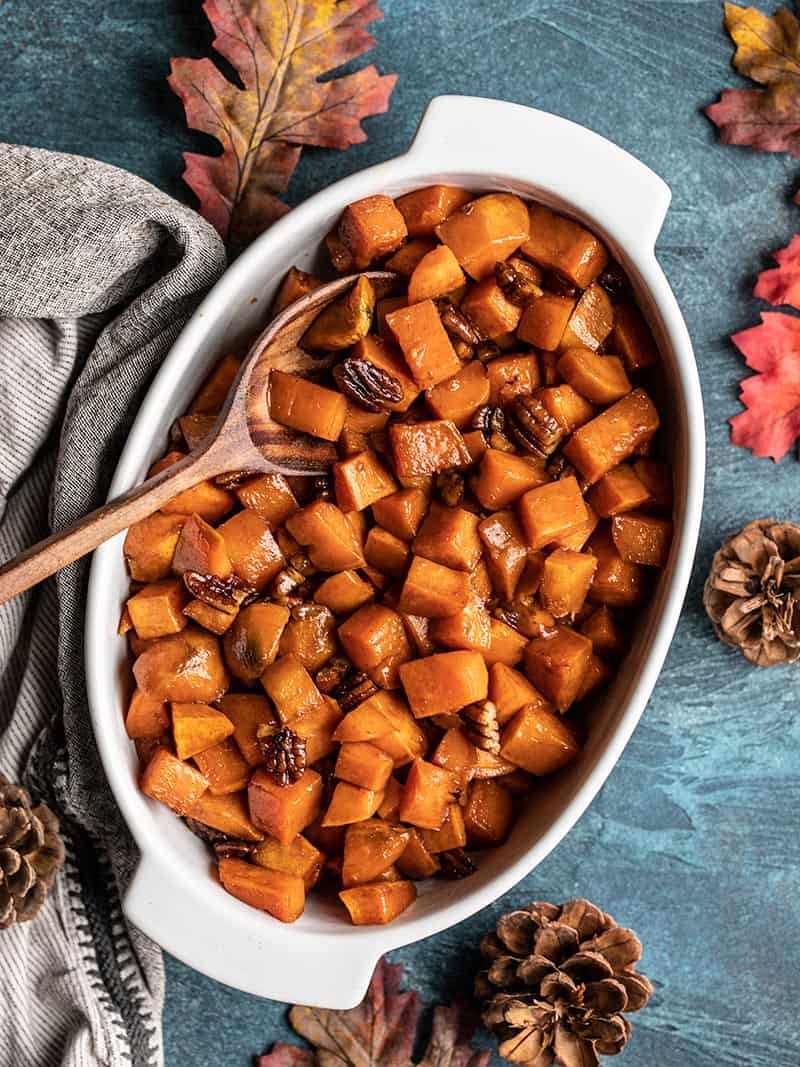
(2, 1, 799, 1063)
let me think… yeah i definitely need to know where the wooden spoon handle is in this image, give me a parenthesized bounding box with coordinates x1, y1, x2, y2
(0, 446, 227, 605)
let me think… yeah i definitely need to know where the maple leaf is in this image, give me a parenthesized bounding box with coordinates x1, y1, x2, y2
(705, 2, 800, 156)
(256, 958, 491, 1067)
(754, 234, 800, 307)
(168, 0, 397, 248)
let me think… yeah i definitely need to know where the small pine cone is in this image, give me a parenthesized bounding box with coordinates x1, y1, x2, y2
(257, 728, 307, 786)
(461, 700, 501, 754)
(0, 774, 65, 929)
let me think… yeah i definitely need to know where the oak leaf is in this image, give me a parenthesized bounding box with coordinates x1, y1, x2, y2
(169, 0, 397, 249)
(257, 958, 490, 1067)
(705, 2, 800, 156)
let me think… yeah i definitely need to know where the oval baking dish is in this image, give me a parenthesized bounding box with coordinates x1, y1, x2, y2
(85, 96, 704, 1009)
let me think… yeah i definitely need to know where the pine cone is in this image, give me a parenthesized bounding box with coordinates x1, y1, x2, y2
(704, 518, 800, 667)
(0, 774, 65, 929)
(475, 899, 653, 1067)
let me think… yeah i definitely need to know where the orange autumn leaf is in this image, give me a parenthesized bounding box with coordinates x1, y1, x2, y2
(730, 312, 800, 460)
(705, 2, 800, 156)
(754, 234, 800, 307)
(168, 0, 397, 249)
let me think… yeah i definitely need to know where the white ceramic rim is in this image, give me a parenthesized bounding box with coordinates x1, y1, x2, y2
(85, 96, 705, 1008)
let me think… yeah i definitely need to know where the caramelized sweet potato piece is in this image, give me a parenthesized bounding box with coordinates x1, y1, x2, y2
(314, 570, 374, 614)
(586, 463, 650, 518)
(193, 737, 250, 795)
(586, 524, 647, 606)
(557, 348, 631, 405)
(486, 354, 541, 405)
(302, 276, 376, 351)
(407, 244, 465, 303)
(398, 556, 471, 618)
(425, 361, 490, 428)
(563, 388, 660, 485)
(557, 283, 614, 352)
(372, 487, 428, 541)
(489, 663, 549, 725)
(235, 473, 299, 526)
(253, 834, 323, 890)
(517, 294, 575, 351)
(350, 335, 421, 412)
(464, 779, 513, 846)
(286, 500, 365, 571)
(390, 420, 471, 479)
(461, 277, 522, 338)
(385, 300, 462, 388)
(171, 514, 232, 579)
(612, 512, 673, 567)
(217, 510, 283, 592)
(334, 691, 426, 767)
(435, 192, 530, 280)
(396, 185, 473, 236)
(322, 781, 384, 826)
(342, 819, 410, 887)
(339, 880, 417, 925)
(633, 458, 674, 513)
(521, 204, 608, 288)
(334, 450, 397, 512)
(289, 697, 343, 764)
(269, 370, 347, 442)
(575, 653, 613, 701)
(386, 238, 437, 276)
(218, 693, 274, 765)
(478, 509, 528, 601)
(271, 266, 324, 316)
(473, 448, 548, 509)
(364, 527, 410, 577)
(525, 626, 593, 712)
(378, 777, 403, 820)
(133, 627, 229, 703)
(260, 654, 324, 722)
(413, 502, 481, 571)
(124, 513, 187, 582)
(399, 650, 488, 717)
(419, 803, 467, 853)
(484, 617, 529, 666)
(279, 604, 338, 671)
(539, 385, 596, 433)
(399, 758, 459, 829)
(335, 741, 394, 792)
(338, 195, 407, 268)
(218, 857, 305, 923)
(153, 452, 234, 523)
(579, 605, 627, 659)
(141, 747, 208, 816)
(431, 726, 477, 792)
(125, 688, 171, 739)
(430, 597, 492, 653)
(338, 604, 412, 688)
(549, 502, 598, 553)
(189, 791, 264, 841)
(609, 302, 659, 371)
(127, 580, 188, 640)
(172, 701, 234, 760)
(190, 354, 241, 415)
(540, 549, 598, 619)
(224, 603, 289, 682)
(517, 476, 589, 551)
(248, 767, 323, 845)
(397, 829, 440, 878)
(499, 703, 580, 775)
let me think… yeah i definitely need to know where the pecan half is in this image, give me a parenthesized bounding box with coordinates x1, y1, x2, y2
(213, 841, 255, 859)
(472, 404, 506, 436)
(508, 395, 564, 458)
(597, 262, 629, 297)
(333, 357, 403, 412)
(543, 271, 578, 298)
(335, 670, 379, 711)
(315, 655, 352, 695)
(257, 726, 307, 786)
(439, 301, 483, 346)
(438, 848, 478, 879)
(474, 339, 501, 363)
(495, 260, 543, 306)
(461, 699, 501, 754)
(183, 571, 254, 614)
(436, 470, 465, 507)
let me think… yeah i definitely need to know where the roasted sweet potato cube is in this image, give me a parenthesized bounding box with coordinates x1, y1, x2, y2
(419, 803, 467, 853)
(612, 512, 673, 567)
(290, 697, 342, 764)
(425, 361, 490, 429)
(235, 473, 299, 526)
(609, 302, 659, 371)
(378, 777, 403, 821)
(471, 558, 494, 602)
(278, 605, 338, 672)
(341, 819, 410, 887)
(525, 626, 593, 712)
(564, 389, 660, 485)
(172, 701, 234, 760)
(579, 605, 627, 659)
(334, 451, 397, 512)
(586, 463, 650, 518)
(397, 828, 440, 878)
(484, 617, 529, 666)
(248, 767, 323, 845)
(350, 334, 421, 412)
(151, 451, 234, 523)
(461, 277, 522, 338)
(435, 193, 530, 279)
(253, 835, 323, 890)
(386, 237, 437, 275)
(141, 747, 208, 816)
(376, 295, 406, 338)
(385, 300, 462, 388)
(473, 449, 548, 510)
(586, 524, 647, 606)
(486, 354, 541, 405)
(489, 663, 549, 725)
(302, 275, 376, 351)
(271, 266, 323, 316)
(335, 742, 394, 792)
(478, 510, 528, 601)
(499, 704, 581, 775)
(216, 510, 283, 592)
(322, 781, 384, 826)
(412, 502, 482, 571)
(218, 857, 305, 923)
(171, 514, 232, 579)
(462, 429, 487, 464)
(260, 654, 324, 722)
(407, 244, 465, 303)
(224, 603, 289, 682)
(189, 354, 240, 415)
(339, 880, 417, 925)
(390, 420, 471, 480)
(517, 294, 575, 350)
(549, 502, 599, 553)
(269, 370, 346, 442)
(517, 476, 589, 551)
(558, 283, 614, 352)
(633, 459, 674, 513)
(521, 203, 608, 288)
(188, 791, 264, 841)
(218, 694, 274, 766)
(398, 555, 471, 618)
(575, 653, 613, 701)
(334, 691, 425, 767)
(372, 487, 428, 541)
(364, 527, 410, 577)
(338, 194, 407, 268)
(124, 513, 187, 582)
(338, 604, 412, 688)
(127, 580, 188, 640)
(193, 737, 250, 795)
(399, 759, 459, 829)
(125, 688, 170, 739)
(133, 627, 229, 703)
(286, 500, 365, 572)
(464, 779, 513, 846)
(396, 185, 473, 236)
(314, 570, 374, 614)
(539, 385, 596, 433)
(431, 726, 478, 793)
(540, 549, 598, 619)
(557, 348, 631, 405)
(430, 598, 492, 653)
(399, 651, 488, 717)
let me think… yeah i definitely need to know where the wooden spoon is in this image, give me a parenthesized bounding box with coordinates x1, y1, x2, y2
(0, 271, 398, 605)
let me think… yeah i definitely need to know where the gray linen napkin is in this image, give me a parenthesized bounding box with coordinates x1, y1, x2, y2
(0, 144, 226, 1067)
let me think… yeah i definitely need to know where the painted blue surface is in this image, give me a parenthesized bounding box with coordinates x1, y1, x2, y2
(1, 1, 799, 1063)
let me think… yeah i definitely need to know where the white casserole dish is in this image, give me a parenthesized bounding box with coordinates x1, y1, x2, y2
(85, 95, 704, 1009)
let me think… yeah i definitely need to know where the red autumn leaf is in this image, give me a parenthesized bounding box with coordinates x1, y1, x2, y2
(257, 958, 490, 1067)
(168, 0, 397, 248)
(754, 234, 800, 307)
(730, 312, 800, 460)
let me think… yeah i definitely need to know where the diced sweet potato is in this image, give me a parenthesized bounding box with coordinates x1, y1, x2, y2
(322, 781, 384, 826)
(289, 697, 343, 764)
(335, 741, 394, 792)
(461, 277, 522, 338)
(474, 448, 548, 514)
(235, 473, 299, 526)
(549, 502, 598, 553)
(152, 452, 235, 523)
(124, 513, 187, 582)
(253, 835, 323, 890)
(378, 777, 403, 821)
(269, 369, 347, 441)
(386, 238, 437, 276)
(189, 791, 264, 842)
(430, 597, 492, 653)
(286, 500, 365, 571)
(334, 691, 426, 767)
(350, 335, 421, 412)
(539, 385, 596, 433)
(127, 580, 188, 640)
(396, 185, 473, 236)
(484, 617, 529, 666)
(609, 302, 659, 371)
(557, 283, 614, 352)
(425, 361, 490, 429)
(525, 626, 593, 712)
(517, 476, 589, 551)
(478, 510, 528, 600)
(407, 244, 465, 303)
(540, 549, 598, 619)
(521, 204, 608, 288)
(172, 701, 234, 760)
(557, 348, 631, 405)
(575, 653, 613, 701)
(586, 525, 647, 606)
(419, 803, 467, 853)
(489, 663, 549, 725)
(500, 703, 580, 775)
(218, 858, 305, 923)
(586, 463, 650, 517)
(341, 819, 410, 887)
(216, 510, 283, 592)
(398, 556, 471, 618)
(271, 266, 324, 316)
(338, 604, 412, 688)
(125, 688, 171, 739)
(278, 604, 338, 671)
(412, 502, 481, 571)
(397, 829, 440, 878)
(579, 605, 627, 659)
(464, 779, 513, 846)
(399, 650, 488, 717)
(189, 354, 240, 415)
(431, 726, 477, 792)
(633, 458, 674, 513)
(218, 693, 274, 766)
(462, 429, 487, 464)
(385, 300, 462, 388)
(517, 294, 575, 350)
(141, 747, 208, 816)
(248, 767, 323, 845)
(260, 654, 324, 722)
(302, 275, 375, 351)
(171, 514, 232, 579)
(133, 627, 229, 703)
(435, 193, 530, 279)
(612, 512, 673, 567)
(372, 487, 428, 542)
(339, 880, 417, 925)
(314, 570, 374, 614)
(334, 451, 397, 512)
(563, 389, 660, 484)
(224, 603, 289, 682)
(399, 759, 459, 829)
(364, 527, 410, 577)
(338, 194, 407, 268)
(390, 420, 471, 480)
(486, 354, 541, 405)
(193, 737, 250, 794)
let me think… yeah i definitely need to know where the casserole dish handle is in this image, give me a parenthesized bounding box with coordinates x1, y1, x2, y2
(408, 95, 671, 250)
